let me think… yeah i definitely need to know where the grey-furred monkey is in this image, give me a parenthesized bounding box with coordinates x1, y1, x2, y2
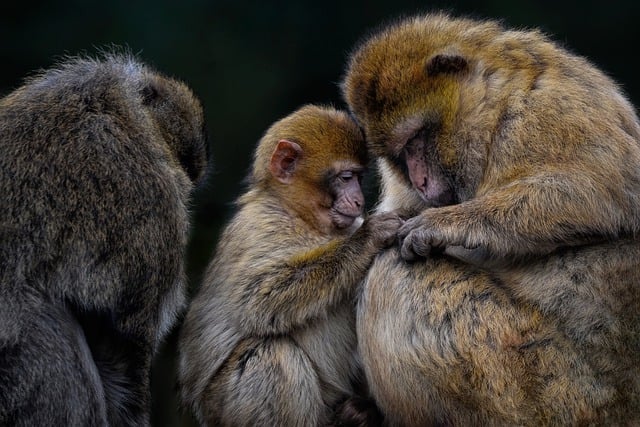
(341, 12, 640, 425)
(0, 53, 208, 426)
(178, 105, 401, 426)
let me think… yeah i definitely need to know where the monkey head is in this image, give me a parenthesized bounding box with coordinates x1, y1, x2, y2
(41, 54, 210, 187)
(140, 70, 209, 185)
(342, 13, 640, 260)
(341, 14, 503, 208)
(252, 105, 368, 235)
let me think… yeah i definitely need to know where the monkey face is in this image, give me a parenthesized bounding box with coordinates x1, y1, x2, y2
(398, 127, 456, 207)
(341, 16, 472, 208)
(291, 158, 366, 234)
(325, 161, 366, 229)
(260, 105, 368, 235)
(342, 62, 461, 208)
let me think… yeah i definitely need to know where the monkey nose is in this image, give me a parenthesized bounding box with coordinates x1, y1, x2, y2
(412, 179, 428, 200)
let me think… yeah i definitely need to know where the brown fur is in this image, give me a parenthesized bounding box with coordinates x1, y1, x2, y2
(178, 105, 400, 426)
(341, 13, 640, 425)
(0, 53, 208, 426)
(343, 13, 640, 257)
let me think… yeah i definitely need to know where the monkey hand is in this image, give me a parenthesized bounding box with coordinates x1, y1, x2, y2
(364, 212, 404, 248)
(398, 213, 448, 261)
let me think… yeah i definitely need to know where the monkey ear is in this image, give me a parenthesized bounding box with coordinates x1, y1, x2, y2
(270, 139, 303, 184)
(425, 53, 468, 76)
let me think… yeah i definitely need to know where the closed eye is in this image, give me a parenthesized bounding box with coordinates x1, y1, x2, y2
(339, 171, 354, 181)
(404, 128, 427, 152)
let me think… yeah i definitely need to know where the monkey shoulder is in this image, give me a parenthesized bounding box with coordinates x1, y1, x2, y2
(0, 54, 201, 324)
(222, 194, 330, 258)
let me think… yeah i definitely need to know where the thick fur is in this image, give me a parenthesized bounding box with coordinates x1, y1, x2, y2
(0, 53, 208, 426)
(179, 105, 399, 426)
(359, 240, 640, 425)
(343, 13, 640, 257)
(341, 13, 640, 425)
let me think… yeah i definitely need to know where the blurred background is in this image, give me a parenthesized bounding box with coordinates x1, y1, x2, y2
(2, 0, 638, 425)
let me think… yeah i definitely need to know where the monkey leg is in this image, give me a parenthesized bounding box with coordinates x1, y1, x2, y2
(202, 336, 325, 427)
(0, 301, 108, 426)
(499, 239, 640, 418)
(74, 308, 154, 426)
(358, 249, 613, 426)
(66, 256, 183, 426)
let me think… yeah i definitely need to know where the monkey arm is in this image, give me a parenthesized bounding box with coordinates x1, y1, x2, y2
(234, 219, 395, 337)
(399, 171, 630, 260)
(235, 237, 372, 337)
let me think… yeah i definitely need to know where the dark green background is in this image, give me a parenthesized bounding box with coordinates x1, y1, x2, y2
(2, 1, 638, 425)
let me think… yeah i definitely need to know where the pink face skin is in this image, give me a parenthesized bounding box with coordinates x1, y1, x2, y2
(330, 166, 365, 229)
(404, 135, 454, 207)
(269, 139, 366, 234)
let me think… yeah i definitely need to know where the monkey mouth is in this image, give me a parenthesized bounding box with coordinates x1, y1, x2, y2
(332, 211, 362, 228)
(414, 187, 457, 207)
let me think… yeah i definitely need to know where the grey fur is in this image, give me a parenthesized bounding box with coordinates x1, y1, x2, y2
(0, 53, 208, 426)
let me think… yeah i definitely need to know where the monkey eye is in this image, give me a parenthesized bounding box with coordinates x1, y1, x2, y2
(338, 170, 365, 185)
(403, 138, 420, 157)
(339, 171, 354, 181)
(403, 128, 428, 156)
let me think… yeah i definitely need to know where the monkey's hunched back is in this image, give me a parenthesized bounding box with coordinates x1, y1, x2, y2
(0, 54, 208, 426)
(342, 12, 640, 425)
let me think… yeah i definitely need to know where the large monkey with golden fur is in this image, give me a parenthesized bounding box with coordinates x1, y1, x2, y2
(0, 54, 208, 426)
(178, 105, 400, 426)
(341, 13, 640, 425)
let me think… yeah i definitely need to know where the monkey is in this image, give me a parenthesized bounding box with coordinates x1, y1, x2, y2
(0, 52, 208, 426)
(178, 104, 401, 426)
(340, 12, 640, 425)
(345, 13, 640, 260)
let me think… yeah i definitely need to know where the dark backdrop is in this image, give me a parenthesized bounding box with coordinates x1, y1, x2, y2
(2, 1, 638, 425)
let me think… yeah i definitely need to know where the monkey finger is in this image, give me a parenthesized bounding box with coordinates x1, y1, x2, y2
(397, 221, 415, 241)
(429, 232, 447, 248)
(397, 215, 429, 239)
(411, 230, 433, 258)
(400, 231, 430, 261)
(376, 227, 401, 248)
(400, 236, 418, 261)
(381, 233, 397, 247)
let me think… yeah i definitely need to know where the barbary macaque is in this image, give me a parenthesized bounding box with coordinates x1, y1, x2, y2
(0, 53, 209, 426)
(179, 105, 400, 426)
(341, 12, 640, 425)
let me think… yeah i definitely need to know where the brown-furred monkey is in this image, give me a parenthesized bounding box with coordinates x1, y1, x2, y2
(341, 12, 640, 425)
(178, 104, 400, 426)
